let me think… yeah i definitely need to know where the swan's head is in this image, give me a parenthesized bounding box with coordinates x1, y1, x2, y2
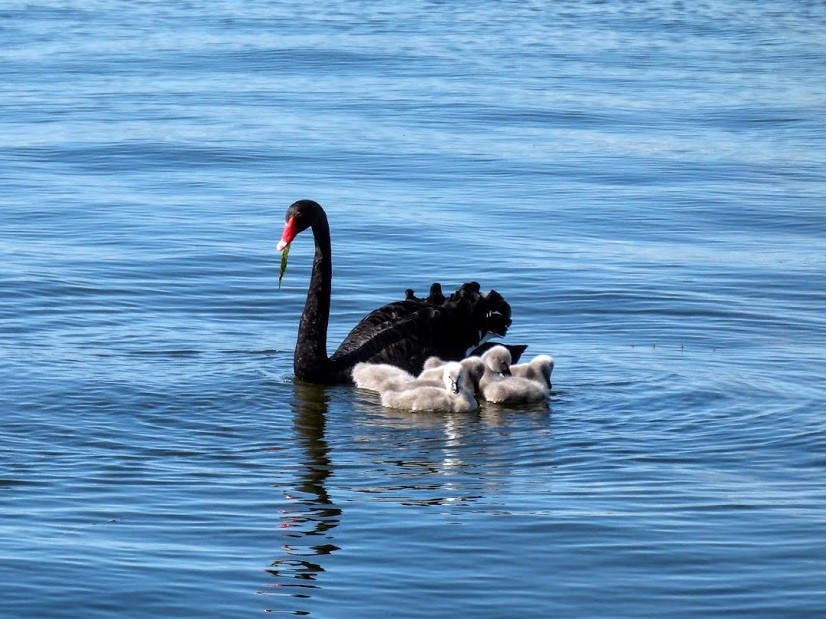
(277, 199, 322, 252)
(443, 362, 465, 394)
(482, 345, 512, 377)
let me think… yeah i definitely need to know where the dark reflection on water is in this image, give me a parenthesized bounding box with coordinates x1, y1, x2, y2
(264, 382, 341, 613)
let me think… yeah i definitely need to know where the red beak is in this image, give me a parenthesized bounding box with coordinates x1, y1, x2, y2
(277, 217, 299, 251)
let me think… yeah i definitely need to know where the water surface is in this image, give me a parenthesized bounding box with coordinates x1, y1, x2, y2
(2, 1, 825, 617)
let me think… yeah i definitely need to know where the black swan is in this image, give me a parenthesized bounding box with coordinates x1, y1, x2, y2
(277, 199, 521, 384)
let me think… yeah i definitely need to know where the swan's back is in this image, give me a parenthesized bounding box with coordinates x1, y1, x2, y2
(331, 282, 513, 377)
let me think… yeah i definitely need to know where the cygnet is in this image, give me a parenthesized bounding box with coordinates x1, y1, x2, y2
(478, 345, 513, 392)
(351, 362, 415, 392)
(478, 346, 550, 404)
(380, 362, 478, 413)
(418, 355, 485, 392)
(482, 375, 549, 404)
(510, 355, 554, 389)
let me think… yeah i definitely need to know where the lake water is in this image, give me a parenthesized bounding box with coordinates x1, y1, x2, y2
(2, 1, 825, 617)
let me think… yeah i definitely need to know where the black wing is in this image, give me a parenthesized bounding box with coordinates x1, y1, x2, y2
(330, 282, 515, 377)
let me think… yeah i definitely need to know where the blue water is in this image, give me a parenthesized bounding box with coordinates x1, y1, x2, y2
(2, 1, 826, 617)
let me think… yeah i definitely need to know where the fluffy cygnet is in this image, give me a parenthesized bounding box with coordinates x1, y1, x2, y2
(478, 345, 513, 392)
(380, 362, 478, 413)
(482, 375, 549, 404)
(510, 355, 554, 389)
(418, 355, 485, 392)
(351, 362, 415, 392)
(478, 346, 550, 404)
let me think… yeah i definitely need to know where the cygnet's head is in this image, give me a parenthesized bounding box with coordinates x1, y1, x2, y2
(482, 345, 512, 376)
(537, 355, 554, 387)
(461, 356, 485, 386)
(443, 362, 466, 394)
(423, 356, 444, 370)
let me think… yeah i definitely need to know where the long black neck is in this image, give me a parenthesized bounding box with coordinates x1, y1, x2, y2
(294, 212, 333, 382)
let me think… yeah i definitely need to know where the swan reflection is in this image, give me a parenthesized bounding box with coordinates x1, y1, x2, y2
(264, 382, 341, 611)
